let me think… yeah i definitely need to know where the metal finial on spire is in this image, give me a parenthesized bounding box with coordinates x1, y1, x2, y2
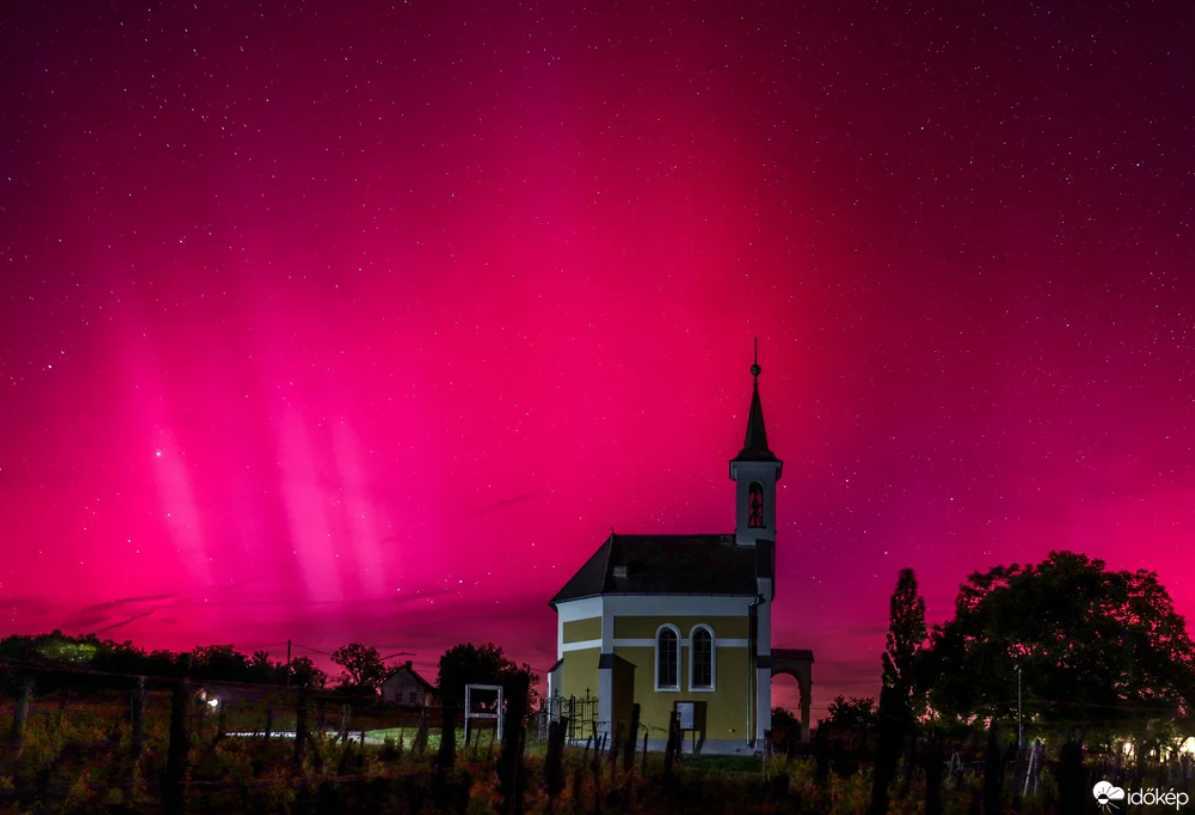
(734, 336, 776, 462)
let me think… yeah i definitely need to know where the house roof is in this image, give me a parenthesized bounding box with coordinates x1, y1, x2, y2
(550, 534, 773, 606)
(384, 662, 436, 693)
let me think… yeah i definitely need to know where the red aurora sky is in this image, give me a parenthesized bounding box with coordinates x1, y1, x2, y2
(3, 2, 1194, 717)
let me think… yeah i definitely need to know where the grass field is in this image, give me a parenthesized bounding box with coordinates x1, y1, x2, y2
(2, 690, 1186, 814)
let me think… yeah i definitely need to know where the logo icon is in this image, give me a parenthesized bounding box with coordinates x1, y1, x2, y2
(1093, 781, 1126, 811)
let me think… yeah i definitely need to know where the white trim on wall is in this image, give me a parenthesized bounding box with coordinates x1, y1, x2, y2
(561, 639, 602, 652)
(612, 637, 749, 648)
(556, 597, 604, 621)
(654, 624, 682, 691)
(555, 597, 604, 659)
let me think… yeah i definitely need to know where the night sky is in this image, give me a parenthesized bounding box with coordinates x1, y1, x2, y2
(3, 2, 1194, 717)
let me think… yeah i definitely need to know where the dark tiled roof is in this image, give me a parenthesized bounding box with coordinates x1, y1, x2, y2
(385, 663, 436, 693)
(550, 534, 774, 606)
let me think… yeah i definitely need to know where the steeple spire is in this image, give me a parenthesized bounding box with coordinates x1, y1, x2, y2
(730, 339, 782, 547)
(736, 338, 776, 462)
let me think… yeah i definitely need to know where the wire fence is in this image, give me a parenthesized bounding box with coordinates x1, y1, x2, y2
(4, 656, 1194, 814)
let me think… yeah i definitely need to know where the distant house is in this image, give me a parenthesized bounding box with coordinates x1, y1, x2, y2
(382, 661, 437, 707)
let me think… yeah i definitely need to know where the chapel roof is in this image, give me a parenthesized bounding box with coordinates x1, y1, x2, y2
(549, 533, 773, 606)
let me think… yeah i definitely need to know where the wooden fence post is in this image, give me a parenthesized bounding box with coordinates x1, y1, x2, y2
(294, 689, 309, 773)
(664, 711, 680, 779)
(983, 721, 1004, 815)
(622, 704, 640, 775)
(641, 730, 648, 777)
(130, 676, 146, 759)
(498, 674, 530, 815)
(545, 718, 566, 812)
(163, 680, 190, 815)
(590, 729, 604, 813)
(338, 703, 351, 744)
(9, 675, 33, 756)
(413, 708, 428, 756)
(436, 702, 457, 771)
(263, 706, 273, 744)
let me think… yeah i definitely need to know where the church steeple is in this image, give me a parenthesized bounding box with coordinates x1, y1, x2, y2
(730, 340, 783, 547)
(736, 340, 776, 462)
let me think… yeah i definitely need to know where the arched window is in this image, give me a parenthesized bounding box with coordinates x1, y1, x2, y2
(690, 626, 715, 690)
(748, 482, 765, 528)
(655, 626, 680, 690)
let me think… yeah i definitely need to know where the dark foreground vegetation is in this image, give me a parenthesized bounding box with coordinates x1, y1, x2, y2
(2, 550, 1193, 813)
(0, 681, 1192, 815)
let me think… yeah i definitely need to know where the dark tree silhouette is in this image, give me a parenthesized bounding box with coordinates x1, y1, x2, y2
(190, 644, 251, 680)
(871, 570, 930, 814)
(436, 642, 538, 709)
(331, 642, 387, 695)
(825, 695, 878, 730)
(287, 655, 328, 689)
(769, 706, 802, 754)
(881, 568, 927, 705)
(1, 631, 329, 688)
(927, 551, 1195, 722)
(868, 683, 911, 815)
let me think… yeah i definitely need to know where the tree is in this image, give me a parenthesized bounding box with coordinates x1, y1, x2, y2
(770, 707, 802, 754)
(247, 650, 277, 682)
(825, 695, 878, 731)
(287, 656, 327, 689)
(927, 551, 1195, 723)
(881, 568, 927, 703)
(331, 643, 386, 695)
(190, 644, 251, 681)
(870, 569, 925, 813)
(437, 642, 538, 709)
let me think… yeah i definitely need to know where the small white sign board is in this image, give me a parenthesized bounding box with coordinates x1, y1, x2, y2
(463, 683, 504, 744)
(675, 701, 695, 730)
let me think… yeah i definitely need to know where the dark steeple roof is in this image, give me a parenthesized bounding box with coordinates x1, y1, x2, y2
(734, 341, 778, 462)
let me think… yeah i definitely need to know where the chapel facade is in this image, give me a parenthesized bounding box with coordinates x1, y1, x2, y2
(546, 352, 813, 753)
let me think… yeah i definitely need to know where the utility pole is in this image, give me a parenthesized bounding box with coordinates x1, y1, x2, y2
(1016, 664, 1023, 751)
